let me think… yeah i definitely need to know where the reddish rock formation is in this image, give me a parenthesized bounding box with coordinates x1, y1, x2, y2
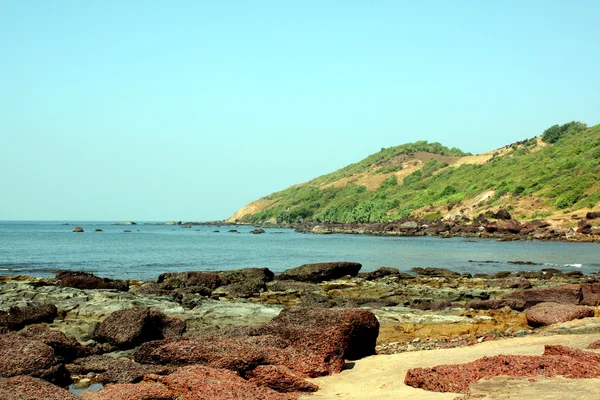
(0, 331, 70, 385)
(525, 302, 595, 327)
(93, 307, 185, 349)
(81, 381, 174, 400)
(57, 271, 128, 291)
(67, 355, 174, 384)
(278, 262, 362, 283)
(19, 324, 89, 361)
(0, 376, 79, 400)
(0, 304, 57, 331)
(135, 308, 378, 379)
(466, 299, 526, 311)
(495, 277, 532, 289)
(83, 366, 299, 400)
(405, 345, 600, 394)
(246, 365, 318, 393)
(503, 283, 600, 309)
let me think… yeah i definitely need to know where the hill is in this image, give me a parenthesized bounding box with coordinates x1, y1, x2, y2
(228, 122, 600, 226)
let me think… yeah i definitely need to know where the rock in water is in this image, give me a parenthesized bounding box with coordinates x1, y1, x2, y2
(72, 226, 84, 232)
(278, 262, 362, 283)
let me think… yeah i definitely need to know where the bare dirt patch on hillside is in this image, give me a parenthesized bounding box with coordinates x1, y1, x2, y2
(227, 199, 277, 222)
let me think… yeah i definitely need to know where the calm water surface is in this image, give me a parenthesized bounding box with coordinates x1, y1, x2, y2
(1, 221, 599, 281)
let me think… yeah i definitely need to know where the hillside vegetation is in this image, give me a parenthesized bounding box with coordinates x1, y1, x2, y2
(229, 122, 600, 224)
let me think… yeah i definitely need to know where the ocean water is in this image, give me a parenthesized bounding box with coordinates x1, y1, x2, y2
(1, 221, 599, 282)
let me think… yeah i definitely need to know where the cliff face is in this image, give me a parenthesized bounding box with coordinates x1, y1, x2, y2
(229, 123, 600, 226)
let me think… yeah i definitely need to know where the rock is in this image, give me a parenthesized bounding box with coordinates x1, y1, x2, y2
(0, 331, 70, 385)
(411, 267, 460, 277)
(246, 365, 318, 393)
(492, 209, 512, 220)
(81, 381, 174, 400)
(156, 271, 229, 291)
(212, 280, 266, 299)
(135, 308, 378, 378)
(73, 226, 84, 232)
(94, 228, 103, 232)
(68, 355, 173, 384)
(93, 307, 186, 349)
(250, 229, 265, 234)
(586, 212, 600, 219)
(525, 302, 595, 327)
(357, 267, 400, 280)
(503, 283, 600, 309)
(466, 299, 526, 311)
(405, 345, 600, 394)
(410, 300, 453, 311)
(19, 324, 89, 362)
(493, 277, 532, 289)
(578, 220, 593, 234)
(57, 271, 129, 291)
(0, 376, 79, 400)
(0, 304, 57, 331)
(279, 262, 362, 283)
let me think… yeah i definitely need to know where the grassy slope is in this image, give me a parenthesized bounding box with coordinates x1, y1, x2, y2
(230, 123, 600, 224)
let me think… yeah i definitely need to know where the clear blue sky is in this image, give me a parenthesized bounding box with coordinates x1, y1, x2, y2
(1, 1, 599, 221)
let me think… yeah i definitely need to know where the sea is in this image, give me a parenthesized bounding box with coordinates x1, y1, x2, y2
(1, 221, 599, 282)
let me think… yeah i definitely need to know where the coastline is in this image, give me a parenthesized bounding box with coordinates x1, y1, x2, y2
(2, 262, 600, 398)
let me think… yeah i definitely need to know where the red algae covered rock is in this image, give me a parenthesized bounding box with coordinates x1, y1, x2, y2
(94, 307, 185, 349)
(259, 307, 379, 360)
(246, 365, 318, 393)
(0, 331, 70, 385)
(0, 376, 80, 400)
(81, 382, 174, 400)
(20, 324, 89, 361)
(156, 365, 298, 400)
(405, 345, 600, 394)
(525, 302, 595, 327)
(57, 271, 128, 291)
(67, 355, 174, 384)
(135, 308, 379, 379)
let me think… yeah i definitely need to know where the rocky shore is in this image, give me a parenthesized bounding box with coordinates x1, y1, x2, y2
(1, 261, 600, 399)
(291, 210, 600, 242)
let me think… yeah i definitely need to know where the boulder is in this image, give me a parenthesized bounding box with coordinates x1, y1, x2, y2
(525, 302, 595, 327)
(0, 332, 70, 385)
(586, 212, 600, 219)
(67, 355, 173, 384)
(250, 229, 265, 234)
(93, 307, 185, 349)
(72, 226, 84, 232)
(135, 308, 378, 378)
(278, 262, 362, 283)
(156, 271, 229, 291)
(0, 304, 57, 331)
(0, 376, 79, 400)
(57, 271, 128, 291)
(411, 267, 460, 277)
(81, 381, 174, 400)
(503, 283, 600, 309)
(466, 299, 526, 311)
(19, 324, 89, 362)
(246, 365, 318, 393)
(357, 267, 400, 280)
(493, 277, 532, 289)
(492, 209, 512, 220)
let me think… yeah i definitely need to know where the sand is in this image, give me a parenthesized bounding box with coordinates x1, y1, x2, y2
(301, 333, 600, 400)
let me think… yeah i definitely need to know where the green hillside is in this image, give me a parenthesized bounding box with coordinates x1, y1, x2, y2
(230, 122, 600, 224)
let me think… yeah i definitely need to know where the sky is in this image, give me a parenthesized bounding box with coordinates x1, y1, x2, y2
(1, 1, 599, 221)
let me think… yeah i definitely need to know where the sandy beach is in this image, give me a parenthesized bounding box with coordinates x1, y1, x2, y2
(303, 333, 600, 400)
